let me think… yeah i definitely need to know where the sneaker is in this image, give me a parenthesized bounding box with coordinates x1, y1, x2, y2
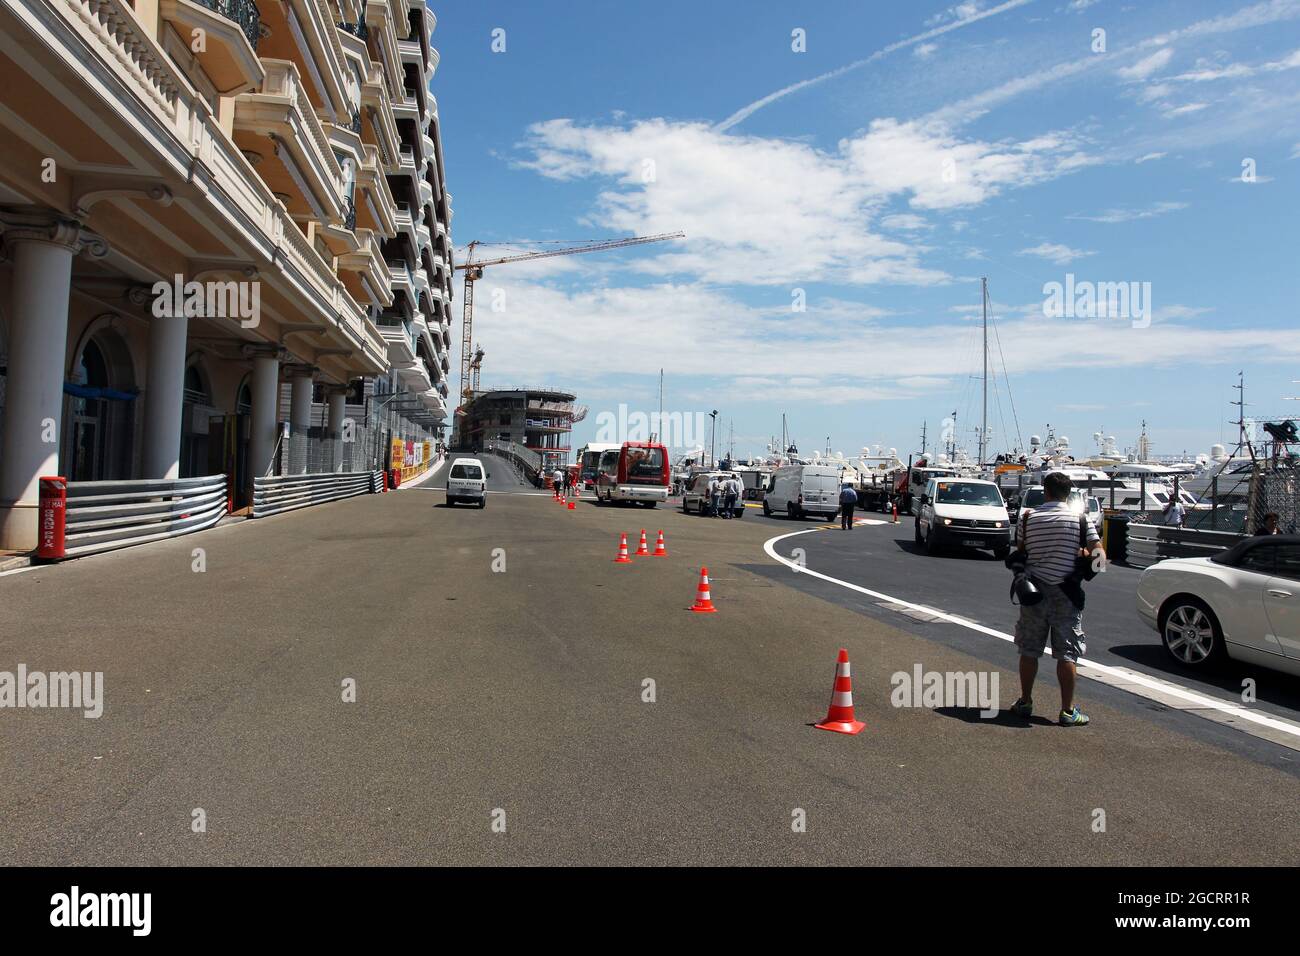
(1059, 707, 1090, 726)
(1010, 698, 1033, 718)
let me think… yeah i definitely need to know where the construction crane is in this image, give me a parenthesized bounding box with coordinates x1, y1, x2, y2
(453, 231, 684, 410)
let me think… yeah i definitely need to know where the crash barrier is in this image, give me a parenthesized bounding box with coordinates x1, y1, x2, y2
(252, 471, 375, 518)
(1101, 514, 1129, 564)
(37, 474, 228, 561)
(1124, 523, 1243, 569)
(482, 439, 540, 478)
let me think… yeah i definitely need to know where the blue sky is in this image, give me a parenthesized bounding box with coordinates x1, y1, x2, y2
(430, 0, 1300, 462)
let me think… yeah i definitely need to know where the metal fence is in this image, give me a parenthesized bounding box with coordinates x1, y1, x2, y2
(252, 471, 378, 518)
(482, 438, 541, 478)
(1123, 523, 1244, 569)
(61, 474, 227, 559)
(1247, 464, 1300, 534)
(276, 422, 384, 477)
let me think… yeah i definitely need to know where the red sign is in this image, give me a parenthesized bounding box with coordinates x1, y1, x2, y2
(38, 476, 67, 560)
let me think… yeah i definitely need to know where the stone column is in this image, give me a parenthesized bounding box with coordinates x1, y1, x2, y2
(326, 385, 348, 472)
(244, 344, 285, 482)
(0, 209, 107, 551)
(140, 309, 189, 479)
(286, 365, 316, 475)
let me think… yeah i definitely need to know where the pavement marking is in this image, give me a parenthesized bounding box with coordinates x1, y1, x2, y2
(762, 527, 1300, 750)
(0, 565, 35, 578)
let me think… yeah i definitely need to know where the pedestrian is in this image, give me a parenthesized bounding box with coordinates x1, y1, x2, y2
(553, 468, 564, 498)
(839, 482, 858, 530)
(1161, 496, 1185, 527)
(708, 475, 721, 517)
(1257, 512, 1281, 535)
(1008, 471, 1105, 727)
(722, 474, 739, 518)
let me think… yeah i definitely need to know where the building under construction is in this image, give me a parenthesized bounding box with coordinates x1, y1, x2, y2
(455, 387, 583, 472)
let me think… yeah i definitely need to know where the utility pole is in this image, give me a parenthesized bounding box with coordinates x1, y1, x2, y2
(920, 420, 927, 456)
(980, 276, 989, 466)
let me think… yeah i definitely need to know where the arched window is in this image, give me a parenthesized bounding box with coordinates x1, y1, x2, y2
(65, 327, 136, 481)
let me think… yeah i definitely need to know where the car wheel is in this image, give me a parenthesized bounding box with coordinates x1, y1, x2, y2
(924, 524, 941, 555)
(1160, 598, 1224, 667)
(993, 544, 1010, 560)
(643, 501, 657, 509)
(789, 503, 800, 520)
(762, 500, 771, 517)
(477, 499, 486, 509)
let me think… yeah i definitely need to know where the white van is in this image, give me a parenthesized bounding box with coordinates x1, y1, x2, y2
(914, 477, 1011, 557)
(446, 457, 488, 508)
(762, 465, 841, 521)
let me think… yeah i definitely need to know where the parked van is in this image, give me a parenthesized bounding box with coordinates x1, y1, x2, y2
(681, 471, 745, 517)
(762, 465, 841, 521)
(914, 477, 1011, 557)
(446, 457, 488, 508)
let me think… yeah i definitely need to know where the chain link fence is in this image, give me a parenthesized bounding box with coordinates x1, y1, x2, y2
(1246, 462, 1300, 535)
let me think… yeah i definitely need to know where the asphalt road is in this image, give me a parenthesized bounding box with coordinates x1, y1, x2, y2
(0, 453, 1296, 865)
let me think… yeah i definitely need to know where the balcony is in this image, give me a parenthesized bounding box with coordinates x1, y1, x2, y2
(337, 19, 368, 40)
(355, 145, 398, 235)
(361, 65, 402, 165)
(387, 258, 414, 301)
(159, 0, 264, 93)
(234, 59, 345, 222)
(376, 315, 417, 369)
(338, 228, 394, 309)
(393, 203, 418, 251)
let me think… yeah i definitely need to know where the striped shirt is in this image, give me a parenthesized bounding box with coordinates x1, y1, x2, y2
(1018, 501, 1100, 585)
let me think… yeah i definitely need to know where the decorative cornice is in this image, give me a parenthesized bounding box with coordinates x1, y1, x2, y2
(0, 207, 107, 258)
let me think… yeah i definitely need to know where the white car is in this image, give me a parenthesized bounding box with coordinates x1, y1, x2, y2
(1136, 534, 1300, 675)
(915, 477, 1012, 557)
(446, 457, 488, 508)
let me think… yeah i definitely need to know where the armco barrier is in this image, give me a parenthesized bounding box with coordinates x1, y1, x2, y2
(1124, 523, 1243, 569)
(41, 474, 228, 560)
(252, 471, 375, 518)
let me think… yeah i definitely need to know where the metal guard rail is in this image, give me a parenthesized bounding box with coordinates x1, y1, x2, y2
(252, 471, 376, 518)
(1125, 523, 1243, 568)
(61, 474, 227, 558)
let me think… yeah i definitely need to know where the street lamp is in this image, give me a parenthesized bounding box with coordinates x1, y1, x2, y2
(709, 410, 719, 467)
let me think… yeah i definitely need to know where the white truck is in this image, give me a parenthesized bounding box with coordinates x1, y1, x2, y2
(762, 465, 842, 521)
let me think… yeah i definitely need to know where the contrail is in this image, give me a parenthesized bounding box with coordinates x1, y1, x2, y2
(714, 0, 1038, 132)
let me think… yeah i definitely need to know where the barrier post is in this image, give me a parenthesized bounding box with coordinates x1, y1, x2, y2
(37, 476, 67, 561)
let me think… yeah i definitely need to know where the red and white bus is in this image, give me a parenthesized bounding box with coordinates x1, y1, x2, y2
(594, 441, 670, 507)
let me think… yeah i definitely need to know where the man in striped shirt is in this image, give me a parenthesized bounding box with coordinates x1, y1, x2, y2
(1011, 472, 1105, 726)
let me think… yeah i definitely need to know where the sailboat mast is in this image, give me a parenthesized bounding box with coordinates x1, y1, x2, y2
(980, 276, 989, 466)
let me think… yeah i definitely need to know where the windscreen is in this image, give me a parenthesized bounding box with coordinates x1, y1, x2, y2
(450, 464, 482, 480)
(624, 447, 665, 480)
(934, 482, 1003, 506)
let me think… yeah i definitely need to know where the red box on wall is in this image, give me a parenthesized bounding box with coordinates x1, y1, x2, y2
(37, 476, 67, 561)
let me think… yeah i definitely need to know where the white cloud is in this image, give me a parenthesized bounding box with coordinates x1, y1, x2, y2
(1118, 47, 1174, 81)
(1163, 101, 1208, 117)
(1017, 242, 1096, 264)
(1135, 152, 1166, 163)
(517, 117, 1095, 287)
(914, 43, 939, 59)
(1067, 201, 1187, 223)
(465, 274, 1300, 404)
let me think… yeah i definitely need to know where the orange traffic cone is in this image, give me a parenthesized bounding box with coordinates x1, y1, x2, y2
(635, 529, 650, 556)
(690, 567, 717, 613)
(814, 648, 866, 735)
(891, 502, 899, 524)
(613, 533, 632, 564)
(651, 530, 667, 557)
(567, 500, 575, 510)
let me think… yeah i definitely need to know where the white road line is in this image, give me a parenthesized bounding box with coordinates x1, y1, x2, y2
(762, 527, 1300, 745)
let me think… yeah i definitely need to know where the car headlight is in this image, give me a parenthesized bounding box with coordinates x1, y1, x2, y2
(943, 518, 953, 525)
(993, 521, 1004, 528)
